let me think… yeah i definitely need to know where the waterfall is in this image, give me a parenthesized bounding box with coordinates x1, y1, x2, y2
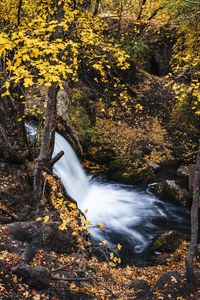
(53, 132, 190, 263)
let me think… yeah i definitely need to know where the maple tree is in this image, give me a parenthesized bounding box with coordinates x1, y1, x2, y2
(0, 0, 129, 200)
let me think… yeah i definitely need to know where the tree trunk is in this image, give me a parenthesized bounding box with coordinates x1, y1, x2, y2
(33, 83, 59, 207)
(186, 139, 200, 285)
(93, 0, 100, 16)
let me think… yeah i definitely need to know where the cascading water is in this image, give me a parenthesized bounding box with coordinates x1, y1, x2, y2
(53, 132, 190, 264)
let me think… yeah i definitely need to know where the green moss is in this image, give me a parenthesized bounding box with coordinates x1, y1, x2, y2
(153, 231, 184, 253)
(69, 89, 95, 144)
(154, 183, 178, 203)
(107, 158, 155, 184)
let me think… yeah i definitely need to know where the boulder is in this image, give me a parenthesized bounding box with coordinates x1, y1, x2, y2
(7, 221, 78, 254)
(154, 271, 188, 298)
(153, 230, 184, 253)
(127, 279, 152, 298)
(147, 161, 160, 171)
(12, 265, 50, 289)
(176, 166, 188, 177)
(153, 180, 189, 206)
(131, 150, 144, 159)
(107, 157, 155, 184)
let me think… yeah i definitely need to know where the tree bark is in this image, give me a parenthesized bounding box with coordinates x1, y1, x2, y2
(93, 0, 100, 16)
(186, 139, 200, 285)
(33, 83, 59, 207)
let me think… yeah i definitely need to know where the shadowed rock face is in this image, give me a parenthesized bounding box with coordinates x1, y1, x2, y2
(0, 160, 34, 222)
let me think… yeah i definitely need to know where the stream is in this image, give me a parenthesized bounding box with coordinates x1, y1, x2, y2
(53, 132, 191, 265)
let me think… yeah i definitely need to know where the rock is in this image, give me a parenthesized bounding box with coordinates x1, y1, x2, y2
(12, 265, 50, 289)
(107, 157, 155, 184)
(154, 271, 188, 298)
(154, 252, 171, 265)
(127, 279, 151, 298)
(147, 161, 160, 171)
(153, 180, 189, 206)
(93, 148, 116, 163)
(176, 166, 188, 177)
(131, 150, 144, 159)
(153, 230, 184, 253)
(7, 221, 78, 254)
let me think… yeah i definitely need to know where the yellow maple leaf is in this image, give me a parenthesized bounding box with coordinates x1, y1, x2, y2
(43, 215, 50, 223)
(68, 203, 76, 209)
(117, 243, 122, 250)
(98, 222, 104, 230)
(24, 77, 33, 88)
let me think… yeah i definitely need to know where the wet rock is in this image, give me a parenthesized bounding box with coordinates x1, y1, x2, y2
(147, 161, 160, 171)
(153, 180, 189, 206)
(176, 166, 188, 177)
(153, 230, 184, 253)
(12, 265, 50, 289)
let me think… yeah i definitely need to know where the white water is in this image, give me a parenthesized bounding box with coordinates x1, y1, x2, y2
(53, 132, 190, 259)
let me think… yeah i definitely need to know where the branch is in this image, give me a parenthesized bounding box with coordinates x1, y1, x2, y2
(86, 272, 118, 298)
(51, 232, 84, 272)
(52, 276, 88, 281)
(17, 0, 23, 26)
(0, 208, 17, 221)
(49, 150, 64, 167)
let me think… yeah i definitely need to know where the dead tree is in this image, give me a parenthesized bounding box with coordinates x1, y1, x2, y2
(186, 139, 200, 285)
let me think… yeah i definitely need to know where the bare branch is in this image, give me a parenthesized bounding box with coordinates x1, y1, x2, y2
(52, 276, 88, 281)
(49, 151, 64, 167)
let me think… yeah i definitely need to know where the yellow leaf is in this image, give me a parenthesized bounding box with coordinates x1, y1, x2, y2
(59, 221, 67, 231)
(24, 77, 33, 88)
(98, 222, 104, 230)
(44, 215, 50, 223)
(23, 291, 30, 297)
(68, 203, 76, 209)
(117, 243, 122, 250)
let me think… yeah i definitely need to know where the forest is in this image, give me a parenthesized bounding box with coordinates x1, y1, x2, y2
(0, 0, 200, 299)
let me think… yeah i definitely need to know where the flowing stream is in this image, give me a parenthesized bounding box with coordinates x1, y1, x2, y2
(53, 132, 190, 265)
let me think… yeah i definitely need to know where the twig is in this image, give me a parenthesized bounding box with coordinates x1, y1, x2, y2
(51, 276, 88, 281)
(86, 272, 118, 298)
(0, 208, 17, 221)
(51, 232, 84, 272)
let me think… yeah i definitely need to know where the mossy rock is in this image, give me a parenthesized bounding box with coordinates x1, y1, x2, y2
(107, 157, 155, 184)
(153, 231, 184, 253)
(153, 181, 189, 206)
